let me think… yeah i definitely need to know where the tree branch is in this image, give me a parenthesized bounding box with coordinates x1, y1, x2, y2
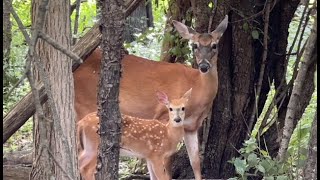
(38, 31, 83, 63)
(72, 0, 82, 45)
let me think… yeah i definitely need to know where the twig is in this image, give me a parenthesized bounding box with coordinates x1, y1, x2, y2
(10, 5, 31, 44)
(73, 0, 82, 45)
(70, 0, 87, 16)
(46, 147, 73, 180)
(122, 174, 150, 180)
(246, 0, 272, 138)
(228, 0, 278, 24)
(38, 31, 83, 63)
(207, 0, 218, 33)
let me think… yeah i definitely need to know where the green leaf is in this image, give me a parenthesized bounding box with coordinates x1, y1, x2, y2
(247, 153, 259, 167)
(276, 175, 288, 180)
(251, 30, 259, 39)
(234, 158, 247, 176)
(257, 164, 266, 174)
(260, 150, 270, 157)
(260, 159, 272, 172)
(243, 22, 249, 32)
(264, 176, 274, 180)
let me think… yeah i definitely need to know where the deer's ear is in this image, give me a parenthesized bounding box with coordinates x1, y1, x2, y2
(211, 15, 228, 39)
(172, 20, 196, 40)
(156, 91, 169, 106)
(182, 88, 192, 102)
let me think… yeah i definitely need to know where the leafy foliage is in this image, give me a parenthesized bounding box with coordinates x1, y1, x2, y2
(228, 138, 291, 180)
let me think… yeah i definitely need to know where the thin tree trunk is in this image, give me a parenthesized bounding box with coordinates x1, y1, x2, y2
(95, 0, 125, 179)
(3, 0, 12, 90)
(303, 110, 317, 179)
(278, 15, 317, 162)
(3, 0, 12, 64)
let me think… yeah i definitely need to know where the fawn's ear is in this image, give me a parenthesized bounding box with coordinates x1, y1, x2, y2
(156, 91, 169, 106)
(182, 88, 192, 102)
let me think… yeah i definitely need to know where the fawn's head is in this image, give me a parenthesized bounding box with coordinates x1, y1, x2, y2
(156, 88, 192, 127)
(173, 15, 228, 74)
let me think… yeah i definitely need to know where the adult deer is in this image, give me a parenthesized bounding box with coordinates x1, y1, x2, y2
(74, 16, 228, 179)
(78, 89, 192, 180)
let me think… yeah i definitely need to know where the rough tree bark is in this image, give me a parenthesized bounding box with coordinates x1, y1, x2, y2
(95, 0, 124, 179)
(3, 0, 12, 89)
(278, 15, 317, 162)
(30, 0, 79, 179)
(3, 0, 12, 64)
(160, 0, 192, 63)
(303, 110, 317, 179)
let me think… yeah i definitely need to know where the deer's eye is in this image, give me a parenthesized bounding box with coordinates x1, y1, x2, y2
(212, 43, 217, 50)
(169, 108, 173, 111)
(181, 107, 185, 111)
(192, 43, 198, 49)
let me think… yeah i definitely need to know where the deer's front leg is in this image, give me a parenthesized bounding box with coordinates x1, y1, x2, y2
(184, 130, 202, 180)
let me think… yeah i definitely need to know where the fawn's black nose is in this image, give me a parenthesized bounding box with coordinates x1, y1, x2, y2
(174, 117, 182, 123)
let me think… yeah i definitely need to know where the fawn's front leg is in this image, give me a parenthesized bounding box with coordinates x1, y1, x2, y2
(184, 130, 202, 180)
(149, 157, 170, 180)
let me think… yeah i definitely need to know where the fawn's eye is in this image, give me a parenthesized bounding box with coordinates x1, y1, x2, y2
(211, 43, 217, 50)
(169, 108, 173, 111)
(181, 107, 185, 111)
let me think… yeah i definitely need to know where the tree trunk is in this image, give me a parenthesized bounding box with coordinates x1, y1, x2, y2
(30, 0, 79, 179)
(3, 0, 11, 64)
(95, 0, 124, 179)
(3, 0, 12, 90)
(303, 110, 317, 179)
(160, 0, 192, 63)
(278, 15, 317, 161)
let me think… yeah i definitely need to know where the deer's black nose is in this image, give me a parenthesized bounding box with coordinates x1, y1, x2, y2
(199, 62, 210, 73)
(174, 117, 181, 123)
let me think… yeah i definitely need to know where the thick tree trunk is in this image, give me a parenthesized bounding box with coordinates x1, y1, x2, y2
(95, 0, 124, 179)
(160, 0, 191, 63)
(30, 0, 79, 179)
